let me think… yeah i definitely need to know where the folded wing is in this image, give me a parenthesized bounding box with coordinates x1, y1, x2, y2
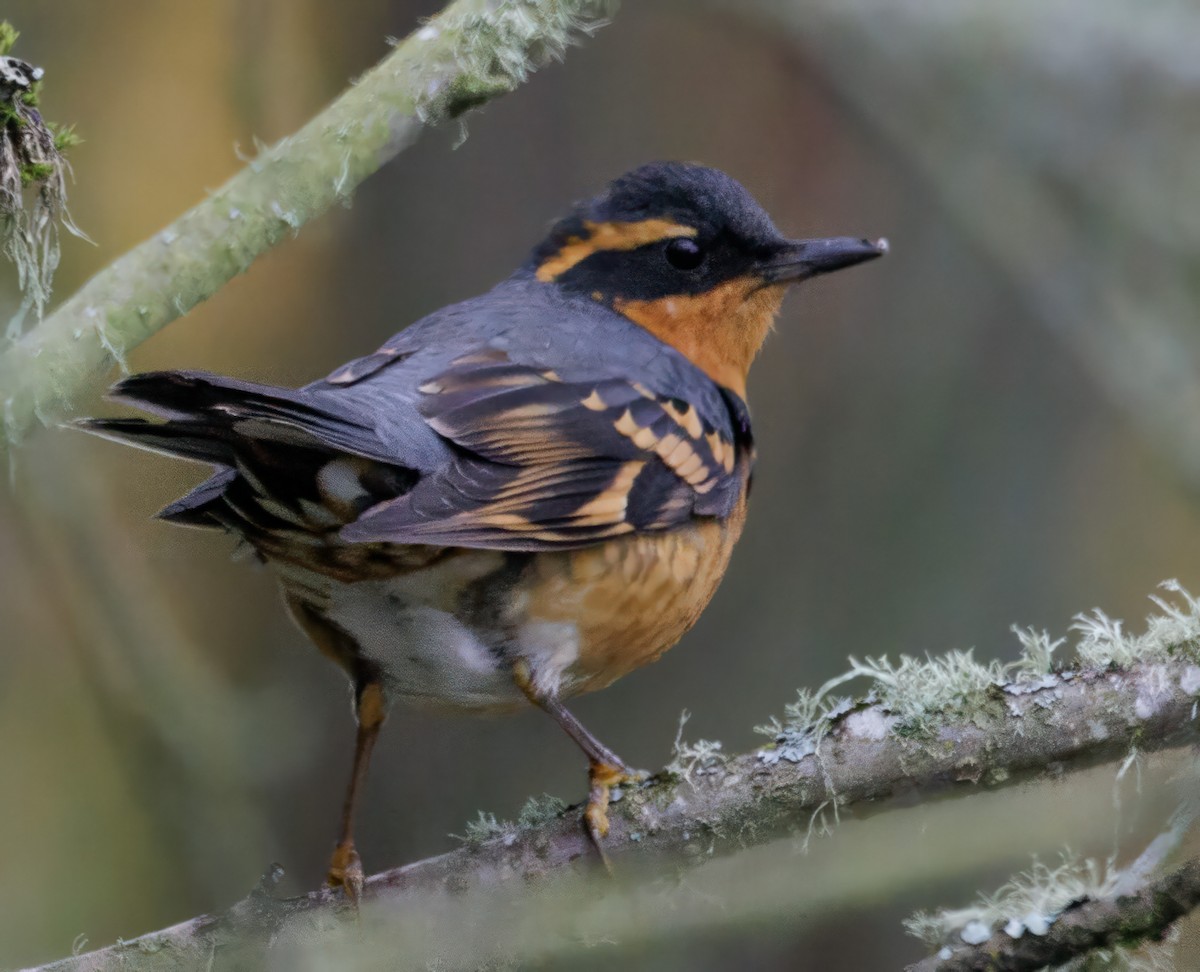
(341, 349, 748, 550)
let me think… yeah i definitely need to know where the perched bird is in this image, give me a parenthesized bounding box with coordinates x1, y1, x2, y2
(81, 162, 885, 899)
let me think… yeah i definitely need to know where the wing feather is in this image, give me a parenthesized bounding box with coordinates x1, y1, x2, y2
(341, 350, 748, 549)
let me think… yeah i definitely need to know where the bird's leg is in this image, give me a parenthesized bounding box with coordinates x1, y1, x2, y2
(512, 662, 642, 869)
(327, 677, 387, 903)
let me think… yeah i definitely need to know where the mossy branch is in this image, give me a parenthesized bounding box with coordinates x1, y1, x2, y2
(0, 0, 613, 453)
(26, 586, 1200, 971)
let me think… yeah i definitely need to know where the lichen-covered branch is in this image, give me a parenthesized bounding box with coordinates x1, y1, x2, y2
(904, 806, 1197, 969)
(0, 0, 612, 452)
(28, 582, 1200, 971)
(906, 857, 1200, 972)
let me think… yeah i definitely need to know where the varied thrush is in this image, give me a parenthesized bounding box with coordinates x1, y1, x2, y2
(81, 162, 885, 900)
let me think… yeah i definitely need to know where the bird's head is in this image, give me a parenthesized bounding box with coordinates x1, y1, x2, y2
(528, 161, 886, 397)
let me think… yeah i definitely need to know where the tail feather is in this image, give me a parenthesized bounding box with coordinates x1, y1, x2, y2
(106, 370, 384, 461)
(109, 370, 314, 419)
(74, 417, 234, 465)
(156, 468, 237, 527)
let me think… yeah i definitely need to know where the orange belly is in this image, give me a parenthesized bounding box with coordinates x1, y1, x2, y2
(527, 498, 747, 696)
(271, 498, 748, 710)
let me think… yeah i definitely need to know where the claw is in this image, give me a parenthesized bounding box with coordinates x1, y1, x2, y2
(583, 761, 646, 873)
(585, 795, 612, 839)
(327, 841, 364, 904)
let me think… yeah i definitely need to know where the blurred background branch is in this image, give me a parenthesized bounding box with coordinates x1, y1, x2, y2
(0, 0, 612, 454)
(906, 806, 1199, 970)
(718, 0, 1200, 496)
(909, 858, 1200, 972)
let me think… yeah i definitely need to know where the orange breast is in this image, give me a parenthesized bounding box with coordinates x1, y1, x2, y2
(613, 277, 786, 399)
(526, 497, 748, 696)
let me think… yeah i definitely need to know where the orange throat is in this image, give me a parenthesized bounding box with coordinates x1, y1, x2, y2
(613, 277, 786, 399)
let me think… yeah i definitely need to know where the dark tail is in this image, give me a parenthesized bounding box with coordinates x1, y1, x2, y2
(107, 369, 327, 425)
(75, 416, 235, 465)
(77, 370, 388, 531)
(78, 369, 374, 455)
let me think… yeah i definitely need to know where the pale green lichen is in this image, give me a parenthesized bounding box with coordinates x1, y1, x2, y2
(904, 851, 1182, 971)
(454, 793, 567, 847)
(417, 0, 614, 123)
(845, 649, 1009, 724)
(906, 851, 1116, 947)
(1075, 580, 1200, 668)
(516, 792, 568, 828)
(1010, 623, 1065, 674)
(824, 586, 1200, 965)
(665, 709, 727, 782)
(755, 686, 855, 765)
(454, 810, 516, 847)
(757, 582, 1200, 764)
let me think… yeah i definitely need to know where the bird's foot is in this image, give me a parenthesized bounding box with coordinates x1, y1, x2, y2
(583, 761, 648, 872)
(327, 840, 364, 905)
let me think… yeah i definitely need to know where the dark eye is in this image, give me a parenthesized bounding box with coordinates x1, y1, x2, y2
(665, 237, 704, 270)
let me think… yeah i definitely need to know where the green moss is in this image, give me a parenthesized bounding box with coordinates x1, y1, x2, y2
(0, 22, 18, 57)
(443, 73, 512, 118)
(20, 160, 53, 186)
(50, 122, 81, 153)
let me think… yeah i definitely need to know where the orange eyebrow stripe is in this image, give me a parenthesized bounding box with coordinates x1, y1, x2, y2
(536, 219, 697, 282)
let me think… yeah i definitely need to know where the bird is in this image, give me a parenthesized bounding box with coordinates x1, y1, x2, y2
(80, 161, 886, 901)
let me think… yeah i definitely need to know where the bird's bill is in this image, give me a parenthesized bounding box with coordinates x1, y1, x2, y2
(758, 236, 888, 284)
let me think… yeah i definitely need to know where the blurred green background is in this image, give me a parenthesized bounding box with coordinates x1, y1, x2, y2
(3, 1, 1200, 968)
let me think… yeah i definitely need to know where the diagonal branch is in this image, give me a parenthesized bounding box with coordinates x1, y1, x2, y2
(27, 650, 1200, 971)
(0, 0, 613, 453)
